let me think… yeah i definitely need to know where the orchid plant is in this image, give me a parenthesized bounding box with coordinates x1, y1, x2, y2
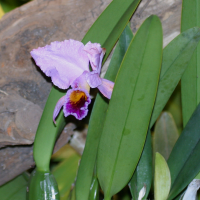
(2, 0, 200, 200)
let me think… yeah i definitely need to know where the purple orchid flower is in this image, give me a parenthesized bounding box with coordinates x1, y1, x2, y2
(31, 39, 114, 123)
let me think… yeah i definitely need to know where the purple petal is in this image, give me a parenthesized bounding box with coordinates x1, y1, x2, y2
(53, 96, 65, 124)
(63, 88, 91, 120)
(86, 71, 102, 88)
(84, 42, 105, 74)
(98, 78, 114, 99)
(71, 71, 90, 91)
(31, 39, 89, 89)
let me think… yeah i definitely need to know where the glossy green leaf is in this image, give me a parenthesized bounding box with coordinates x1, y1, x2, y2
(154, 153, 171, 200)
(88, 177, 99, 200)
(33, 0, 141, 173)
(153, 112, 179, 161)
(52, 149, 80, 199)
(82, 0, 141, 53)
(150, 27, 200, 128)
(27, 169, 59, 200)
(149, 29, 200, 191)
(97, 15, 162, 199)
(0, 173, 28, 200)
(167, 103, 200, 200)
(181, 0, 200, 126)
(76, 24, 133, 200)
(129, 129, 152, 200)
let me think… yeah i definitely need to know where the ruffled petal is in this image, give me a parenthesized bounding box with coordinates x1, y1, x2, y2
(97, 78, 114, 99)
(71, 71, 90, 92)
(31, 39, 89, 89)
(63, 88, 91, 120)
(84, 41, 105, 74)
(86, 71, 102, 88)
(53, 95, 65, 124)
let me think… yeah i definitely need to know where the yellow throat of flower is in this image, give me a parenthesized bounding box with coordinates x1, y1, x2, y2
(69, 90, 87, 107)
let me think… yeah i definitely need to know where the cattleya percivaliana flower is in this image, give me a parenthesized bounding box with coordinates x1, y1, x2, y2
(31, 39, 114, 123)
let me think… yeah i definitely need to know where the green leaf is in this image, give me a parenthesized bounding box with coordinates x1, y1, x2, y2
(129, 129, 152, 200)
(150, 29, 200, 191)
(82, 0, 141, 54)
(154, 152, 171, 200)
(150, 27, 200, 128)
(167, 103, 200, 200)
(181, 0, 200, 126)
(52, 148, 80, 199)
(75, 24, 133, 200)
(0, 173, 28, 200)
(88, 177, 99, 200)
(153, 112, 179, 161)
(33, 0, 141, 173)
(97, 15, 162, 199)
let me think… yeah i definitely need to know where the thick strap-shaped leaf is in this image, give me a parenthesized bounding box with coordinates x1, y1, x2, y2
(181, 0, 200, 126)
(82, 0, 141, 58)
(129, 129, 152, 200)
(167, 103, 200, 200)
(76, 24, 133, 200)
(150, 27, 200, 128)
(88, 177, 100, 200)
(0, 173, 28, 200)
(128, 24, 200, 200)
(97, 15, 162, 199)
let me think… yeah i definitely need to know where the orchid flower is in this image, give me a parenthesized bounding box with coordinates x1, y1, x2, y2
(31, 39, 114, 123)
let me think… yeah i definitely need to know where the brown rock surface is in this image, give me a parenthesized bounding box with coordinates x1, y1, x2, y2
(0, 0, 111, 147)
(0, 0, 181, 185)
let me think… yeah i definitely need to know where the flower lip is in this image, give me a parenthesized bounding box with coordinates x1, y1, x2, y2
(69, 90, 87, 107)
(64, 88, 91, 120)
